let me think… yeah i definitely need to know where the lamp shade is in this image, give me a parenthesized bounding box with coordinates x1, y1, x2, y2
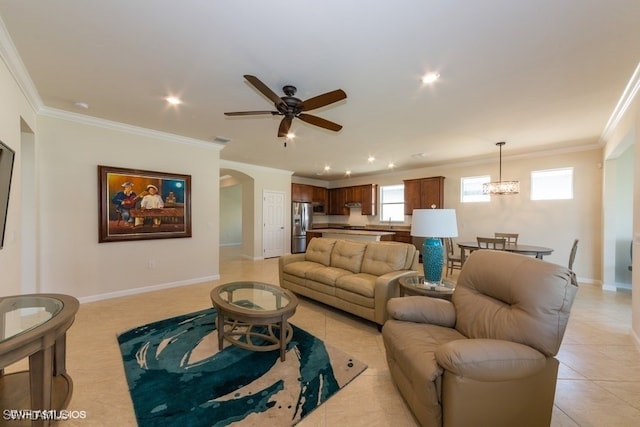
(410, 209, 458, 238)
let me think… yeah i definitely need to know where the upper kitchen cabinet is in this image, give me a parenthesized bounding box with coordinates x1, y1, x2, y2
(292, 184, 327, 202)
(327, 184, 377, 215)
(291, 183, 312, 202)
(403, 176, 445, 214)
(312, 186, 328, 205)
(359, 184, 377, 216)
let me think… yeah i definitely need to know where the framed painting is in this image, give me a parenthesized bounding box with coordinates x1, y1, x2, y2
(98, 165, 192, 243)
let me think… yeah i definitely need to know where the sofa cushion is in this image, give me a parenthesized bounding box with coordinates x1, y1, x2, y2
(307, 266, 352, 285)
(361, 242, 411, 276)
(335, 273, 377, 298)
(305, 238, 337, 266)
(282, 260, 324, 278)
(383, 319, 466, 385)
(330, 240, 367, 273)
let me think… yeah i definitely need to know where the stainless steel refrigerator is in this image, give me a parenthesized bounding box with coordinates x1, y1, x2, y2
(292, 202, 313, 253)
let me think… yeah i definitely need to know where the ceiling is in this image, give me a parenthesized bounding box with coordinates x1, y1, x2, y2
(1, 1, 639, 180)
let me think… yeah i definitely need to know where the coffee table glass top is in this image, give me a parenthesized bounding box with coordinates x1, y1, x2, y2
(0, 296, 64, 342)
(214, 281, 294, 312)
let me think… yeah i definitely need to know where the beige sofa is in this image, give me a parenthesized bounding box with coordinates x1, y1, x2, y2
(279, 237, 419, 326)
(382, 250, 578, 427)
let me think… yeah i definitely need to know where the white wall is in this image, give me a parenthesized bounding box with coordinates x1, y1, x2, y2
(220, 184, 242, 246)
(0, 54, 37, 296)
(330, 147, 603, 282)
(220, 160, 292, 259)
(614, 145, 634, 287)
(602, 72, 639, 347)
(35, 113, 223, 301)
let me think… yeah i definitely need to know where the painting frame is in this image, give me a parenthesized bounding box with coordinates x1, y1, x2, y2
(98, 165, 192, 243)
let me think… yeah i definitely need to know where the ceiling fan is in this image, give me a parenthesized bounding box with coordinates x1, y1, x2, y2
(224, 75, 347, 138)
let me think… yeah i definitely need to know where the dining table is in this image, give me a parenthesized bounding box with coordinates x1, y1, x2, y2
(457, 241, 554, 263)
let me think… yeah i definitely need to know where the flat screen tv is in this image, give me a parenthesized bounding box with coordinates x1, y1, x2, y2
(0, 140, 15, 250)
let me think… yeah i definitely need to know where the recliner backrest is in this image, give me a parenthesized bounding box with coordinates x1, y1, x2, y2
(453, 250, 578, 357)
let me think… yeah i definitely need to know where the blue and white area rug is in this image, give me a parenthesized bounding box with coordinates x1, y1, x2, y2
(117, 308, 367, 426)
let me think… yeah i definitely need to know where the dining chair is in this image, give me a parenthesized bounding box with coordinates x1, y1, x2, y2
(444, 237, 463, 276)
(494, 232, 519, 244)
(568, 239, 579, 270)
(477, 236, 507, 250)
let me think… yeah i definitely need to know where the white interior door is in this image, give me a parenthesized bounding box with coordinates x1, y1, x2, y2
(263, 190, 286, 258)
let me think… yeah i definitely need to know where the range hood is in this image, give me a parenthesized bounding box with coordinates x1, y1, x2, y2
(345, 202, 362, 208)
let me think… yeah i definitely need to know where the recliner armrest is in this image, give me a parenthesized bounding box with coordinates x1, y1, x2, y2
(435, 338, 547, 381)
(386, 296, 456, 327)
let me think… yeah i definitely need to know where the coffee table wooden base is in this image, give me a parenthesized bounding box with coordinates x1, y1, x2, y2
(215, 314, 293, 361)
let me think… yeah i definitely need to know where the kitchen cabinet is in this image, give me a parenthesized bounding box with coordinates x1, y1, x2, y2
(328, 187, 348, 215)
(327, 184, 378, 215)
(312, 186, 327, 204)
(292, 184, 328, 213)
(393, 230, 412, 244)
(358, 184, 377, 215)
(404, 176, 445, 215)
(292, 183, 312, 202)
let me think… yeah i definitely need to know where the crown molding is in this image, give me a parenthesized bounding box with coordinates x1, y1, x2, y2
(601, 61, 640, 142)
(39, 106, 224, 150)
(0, 16, 42, 113)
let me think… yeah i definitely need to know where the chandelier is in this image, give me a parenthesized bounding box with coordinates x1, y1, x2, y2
(483, 141, 520, 195)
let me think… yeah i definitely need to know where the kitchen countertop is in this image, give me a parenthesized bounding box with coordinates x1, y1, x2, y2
(309, 228, 396, 236)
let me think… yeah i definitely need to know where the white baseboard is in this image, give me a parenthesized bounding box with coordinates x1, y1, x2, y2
(77, 275, 221, 304)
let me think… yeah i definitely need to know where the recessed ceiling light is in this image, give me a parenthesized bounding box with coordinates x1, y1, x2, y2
(367, 156, 375, 163)
(388, 162, 395, 169)
(74, 101, 89, 109)
(165, 96, 182, 106)
(286, 132, 296, 139)
(421, 72, 440, 84)
(324, 165, 331, 171)
(345, 170, 352, 176)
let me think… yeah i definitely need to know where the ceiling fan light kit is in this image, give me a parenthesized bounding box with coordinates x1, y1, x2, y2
(483, 141, 520, 195)
(224, 75, 346, 139)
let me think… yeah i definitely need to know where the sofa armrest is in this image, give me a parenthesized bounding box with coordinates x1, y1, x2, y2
(386, 296, 456, 327)
(373, 270, 420, 324)
(279, 253, 306, 266)
(278, 253, 307, 287)
(435, 338, 547, 381)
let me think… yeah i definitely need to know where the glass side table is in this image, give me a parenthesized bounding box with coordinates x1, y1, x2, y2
(0, 294, 79, 427)
(398, 275, 456, 300)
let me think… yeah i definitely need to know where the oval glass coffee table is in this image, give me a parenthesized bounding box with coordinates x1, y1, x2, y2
(210, 281, 298, 361)
(398, 275, 456, 300)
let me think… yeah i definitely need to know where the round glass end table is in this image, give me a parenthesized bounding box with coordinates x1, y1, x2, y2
(0, 294, 79, 426)
(210, 281, 298, 361)
(398, 275, 456, 300)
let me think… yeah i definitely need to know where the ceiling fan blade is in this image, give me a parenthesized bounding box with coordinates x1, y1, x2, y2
(244, 75, 286, 108)
(224, 111, 279, 116)
(278, 117, 293, 137)
(298, 113, 343, 132)
(300, 89, 347, 111)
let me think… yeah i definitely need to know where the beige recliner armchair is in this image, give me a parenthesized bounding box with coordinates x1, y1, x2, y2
(382, 250, 578, 427)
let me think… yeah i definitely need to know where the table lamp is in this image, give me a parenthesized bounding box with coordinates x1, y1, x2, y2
(410, 208, 458, 283)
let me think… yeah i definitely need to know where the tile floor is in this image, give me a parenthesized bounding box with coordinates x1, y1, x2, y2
(6, 247, 639, 426)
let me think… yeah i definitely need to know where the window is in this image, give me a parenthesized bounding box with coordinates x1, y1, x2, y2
(380, 184, 405, 222)
(461, 176, 490, 202)
(531, 168, 573, 200)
